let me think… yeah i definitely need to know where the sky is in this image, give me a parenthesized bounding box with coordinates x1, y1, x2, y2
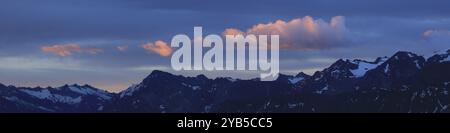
(0, 0, 450, 92)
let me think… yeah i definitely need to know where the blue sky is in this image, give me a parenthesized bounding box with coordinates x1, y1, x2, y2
(0, 0, 449, 92)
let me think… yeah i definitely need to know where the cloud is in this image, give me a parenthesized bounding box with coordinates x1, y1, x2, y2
(84, 48, 103, 54)
(41, 44, 103, 57)
(422, 29, 450, 44)
(423, 29, 450, 38)
(223, 16, 350, 50)
(142, 40, 173, 57)
(222, 28, 245, 36)
(421, 29, 450, 52)
(0, 56, 82, 70)
(41, 44, 81, 57)
(117, 45, 128, 52)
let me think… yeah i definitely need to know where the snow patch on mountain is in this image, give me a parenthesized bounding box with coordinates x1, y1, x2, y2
(350, 58, 386, 77)
(97, 106, 104, 111)
(444, 56, 450, 62)
(384, 64, 390, 73)
(68, 86, 111, 100)
(226, 77, 237, 82)
(414, 60, 421, 69)
(350, 62, 379, 77)
(315, 85, 329, 94)
(120, 83, 142, 98)
(192, 86, 201, 90)
(20, 89, 52, 99)
(288, 77, 304, 84)
(407, 53, 414, 58)
(19, 89, 82, 104)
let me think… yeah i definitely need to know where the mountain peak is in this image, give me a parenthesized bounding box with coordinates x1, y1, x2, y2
(0, 83, 5, 88)
(333, 59, 347, 64)
(146, 70, 174, 79)
(374, 56, 388, 63)
(386, 51, 425, 65)
(427, 49, 450, 64)
(288, 72, 309, 84)
(81, 84, 94, 88)
(196, 74, 208, 80)
(383, 51, 425, 69)
(326, 59, 358, 73)
(70, 84, 81, 87)
(295, 72, 310, 78)
(391, 51, 419, 59)
(61, 84, 89, 89)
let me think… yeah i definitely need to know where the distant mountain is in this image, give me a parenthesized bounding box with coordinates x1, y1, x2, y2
(0, 50, 449, 113)
(0, 84, 113, 112)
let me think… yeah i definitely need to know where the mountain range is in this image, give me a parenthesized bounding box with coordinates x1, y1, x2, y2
(1, 50, 449, 113)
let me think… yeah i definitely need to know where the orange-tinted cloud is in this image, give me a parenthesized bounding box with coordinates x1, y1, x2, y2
(222, 28, 245, 36)
(142, 40, 172, 57)
(225, 16, 349, 50)
(117, 45, 128, 52)
(422, 29, 450, 38)
(41, 44, 103, 57)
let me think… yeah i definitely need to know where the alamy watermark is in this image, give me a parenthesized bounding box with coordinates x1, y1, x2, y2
(170, 27, 279, 81)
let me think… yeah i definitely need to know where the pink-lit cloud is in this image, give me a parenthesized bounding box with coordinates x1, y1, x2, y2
(142, 40, 173, 57)
(422, 29, 450, 38)
(41, 44, 103, 57)
(222, 28, 245, 36)
(421, 29, 450, 51)
(223, 16, 350, 50)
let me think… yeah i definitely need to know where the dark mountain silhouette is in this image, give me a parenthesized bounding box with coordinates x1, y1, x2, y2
(0, 50, 449, 113)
